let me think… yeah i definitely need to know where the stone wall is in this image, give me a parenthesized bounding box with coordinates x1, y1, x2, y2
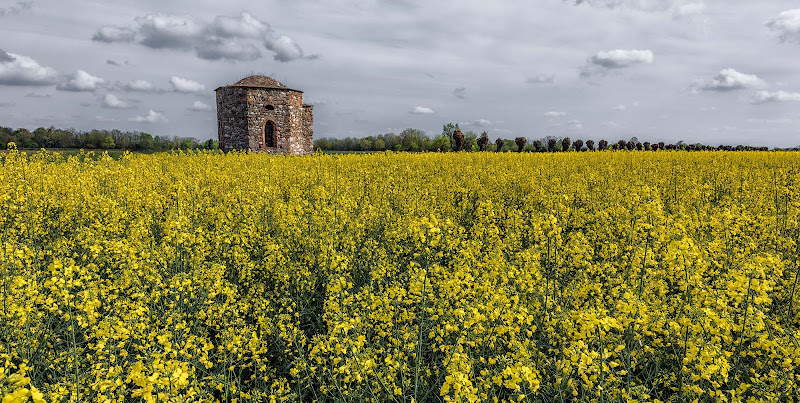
(216, 84, 313, 155)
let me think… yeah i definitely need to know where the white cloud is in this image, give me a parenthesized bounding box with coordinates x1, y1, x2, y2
(600, 121, 618, 128)
(491, 129, 513, 136)
(567, 119, 584, 130)
(211, 11, 270, 39)
(572, 0, 674, 12)
(128, 109, 167, 123)
(190, 100, 212, 111)
(766, 9, 800, 44)
(693, 69, 765, 92)
(0, 50, 59, 86)
(57, 70, 106, 92)
(544, 111, 567, 117)
(101, 94, 131, 109)
(95, 115, 119, 122)
(124, 79, 155, 92)
(613, 104, 627, 111)
(92, 25, 136, 43)
(526, 74, 555, 84)
(409, 106, 434, 114)
(90, 11, 302, 63)
(169, 76, 205, 93)
(674, 2, 705, 18)
(264, 35, 308, 62)
(749, 90, 800, 104)
(471, 119, 492, 127)
(135, 14, 205, 50)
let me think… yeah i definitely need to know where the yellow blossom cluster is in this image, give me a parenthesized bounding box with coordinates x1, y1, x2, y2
(1, 145, 799, 401)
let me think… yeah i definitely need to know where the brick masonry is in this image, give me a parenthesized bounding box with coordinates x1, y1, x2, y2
(215, 76, 313, 155)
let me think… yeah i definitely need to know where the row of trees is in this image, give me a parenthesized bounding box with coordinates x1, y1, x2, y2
(1, 126, 219, 151)
(314, 124, 777, 153)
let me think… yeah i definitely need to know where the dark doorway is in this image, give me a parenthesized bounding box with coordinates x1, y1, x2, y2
(264, 121, 276, 148)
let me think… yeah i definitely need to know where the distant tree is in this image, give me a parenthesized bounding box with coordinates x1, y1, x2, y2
(102, 135, 116, 149)
(532, 140, 543, 152)
(635, 142, 642, 151)
(495, 138, 505, 152)
(643, 141, 651, 151)
(442, 123, 460, 150)
(598, 139, 608, 151)
(586, 140, 595, 151)
(573, 139, 584, 151)
(547, 138, 557, 152)
(477, 132, 489, 151)
(515, 137, 527, 152)
(561, 137, 571, 152)
(13, 128, 35, 148)
(658, 142, 665, 150)
(453, 129, 465, 151)
(617, 140, 626, 150)
(626, 141, 635, 151)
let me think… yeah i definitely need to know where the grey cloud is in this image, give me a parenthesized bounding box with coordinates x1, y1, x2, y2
(766, 9, 800, 44)
(24, 92, 51, 98)
(106, 59, 121, 66)
(589, 49, 653, 69)
(453, 87, 466, 99)
(0, 101, 15, 107)
(56, 70, 106, 92)
(0, 0, 33, 17)
(581, 49, 653, 78)
(196, 39, 262, 61)
(92, 11, 311, 63)
(0, 50, 59, 86)
(92, 25, 136, 43)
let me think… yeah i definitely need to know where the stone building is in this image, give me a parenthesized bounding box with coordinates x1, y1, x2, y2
(215, 75, 313, 155)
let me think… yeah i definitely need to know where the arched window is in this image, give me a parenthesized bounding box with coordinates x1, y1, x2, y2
(264, 121, 276, 148)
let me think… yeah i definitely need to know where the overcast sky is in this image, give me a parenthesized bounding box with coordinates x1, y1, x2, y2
(1, 0, 800, 146)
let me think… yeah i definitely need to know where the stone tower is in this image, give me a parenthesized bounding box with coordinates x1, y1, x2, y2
(215, 75, 313, 154)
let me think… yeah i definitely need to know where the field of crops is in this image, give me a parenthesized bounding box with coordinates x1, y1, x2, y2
(1, 145, 799, 402)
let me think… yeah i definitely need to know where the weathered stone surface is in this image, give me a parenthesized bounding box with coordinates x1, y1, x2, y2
(215, 75, 313, 155)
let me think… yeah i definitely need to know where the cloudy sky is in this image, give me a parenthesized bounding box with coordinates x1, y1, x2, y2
(1, 0, 800, 146)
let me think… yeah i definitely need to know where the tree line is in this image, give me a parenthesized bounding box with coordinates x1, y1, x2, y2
(315, 123, 785, 152)
(1, 126, 219, 151)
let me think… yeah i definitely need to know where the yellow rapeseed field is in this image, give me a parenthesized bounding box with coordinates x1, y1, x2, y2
(1, 144, 799, 402)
